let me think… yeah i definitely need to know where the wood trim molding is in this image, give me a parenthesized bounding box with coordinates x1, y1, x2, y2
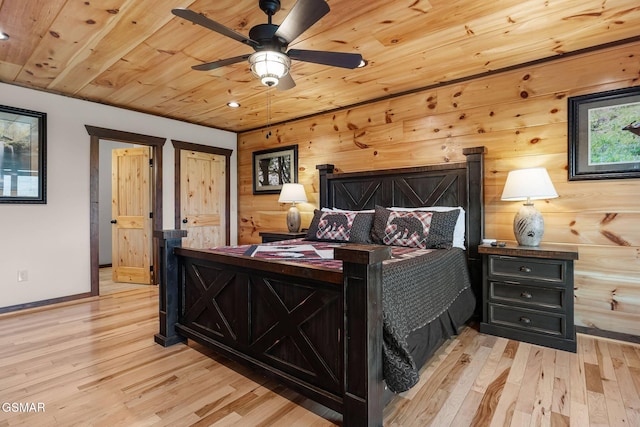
(0, 292, 93, 315)
(576, 326, 640, 345)
(85, 125, 166, 145)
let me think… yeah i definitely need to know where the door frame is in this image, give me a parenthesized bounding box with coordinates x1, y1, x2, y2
(171, 140, 232, 245)
(86, 125, 166, 296)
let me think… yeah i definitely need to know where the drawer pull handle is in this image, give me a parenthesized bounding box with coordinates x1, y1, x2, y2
(520, 291, 532, 299)
(519, 316, 532, 325)
(519, 266, 532, 273)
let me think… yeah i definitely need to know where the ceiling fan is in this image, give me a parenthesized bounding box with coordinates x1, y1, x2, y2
(172, 0, 363, 90)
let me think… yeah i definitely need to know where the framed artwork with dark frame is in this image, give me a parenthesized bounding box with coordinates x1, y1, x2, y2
(0, 105, 47, 203)
(568, 86, 640, 181)
(252, 144, 298, 194)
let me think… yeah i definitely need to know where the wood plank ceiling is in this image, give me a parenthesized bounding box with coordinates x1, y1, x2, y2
(0, 0, 639, 132)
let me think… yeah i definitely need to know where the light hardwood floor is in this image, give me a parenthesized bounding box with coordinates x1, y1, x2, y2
(99, 267, 154, 295)
(1, 286, 639, 426)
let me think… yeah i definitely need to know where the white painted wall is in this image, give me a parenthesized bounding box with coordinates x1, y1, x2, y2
(0, 83, 237, 308)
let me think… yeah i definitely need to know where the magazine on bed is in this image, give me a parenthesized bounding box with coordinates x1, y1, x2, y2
(244, 243, 335, 260)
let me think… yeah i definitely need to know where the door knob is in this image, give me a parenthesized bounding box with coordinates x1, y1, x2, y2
(110, 219, 117, 224)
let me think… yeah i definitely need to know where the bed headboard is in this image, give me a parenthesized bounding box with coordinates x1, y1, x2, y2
(316, 146, 485, 308)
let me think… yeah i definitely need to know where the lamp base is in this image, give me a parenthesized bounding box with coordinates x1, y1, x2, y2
(513, 203, 544, 246)
(286, 205, 301, 232)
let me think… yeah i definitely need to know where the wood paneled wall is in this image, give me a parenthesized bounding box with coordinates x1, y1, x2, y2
(238, 41, 640, 339)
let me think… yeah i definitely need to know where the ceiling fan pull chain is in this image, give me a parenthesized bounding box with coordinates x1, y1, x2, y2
(266, 86, 272, 139)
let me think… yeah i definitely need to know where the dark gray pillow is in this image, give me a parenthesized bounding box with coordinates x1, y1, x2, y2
(371, 205, 459, 249)
(306, 209, 373, 243)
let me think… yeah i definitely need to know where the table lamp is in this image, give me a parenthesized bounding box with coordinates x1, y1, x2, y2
(501, 167, 558, 246)
(278, 183, 307, 232)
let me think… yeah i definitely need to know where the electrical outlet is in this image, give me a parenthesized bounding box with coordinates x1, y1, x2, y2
(17, 270, 28, 282)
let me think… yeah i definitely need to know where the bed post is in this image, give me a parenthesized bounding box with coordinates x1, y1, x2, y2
(316, 164, 335, 208)
(154, 229, 188, 347)
(462, 146, 486, 313)
(335, 244, 392, 427)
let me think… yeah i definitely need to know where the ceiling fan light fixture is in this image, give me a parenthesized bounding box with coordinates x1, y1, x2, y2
(249, 51, 290, 87)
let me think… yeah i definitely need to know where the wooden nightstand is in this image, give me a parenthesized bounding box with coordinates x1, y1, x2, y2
(479, 243, 579, 352)
(259, 231, 307, 243)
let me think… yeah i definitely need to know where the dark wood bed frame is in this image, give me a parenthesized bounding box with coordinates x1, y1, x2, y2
(154, 146, 485, 426)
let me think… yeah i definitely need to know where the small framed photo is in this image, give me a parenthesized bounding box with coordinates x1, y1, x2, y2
(252, 145, 298, 194)
(568, 86, 640, 181)
(0, 105, 47, 203)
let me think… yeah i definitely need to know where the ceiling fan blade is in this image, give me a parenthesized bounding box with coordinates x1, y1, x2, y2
(274, 0, 329, 44)
(288, 49, 362, 69)
(191, 54, 251, 71)
(172, 8, 259, 49)
(277, 73, 296, 91)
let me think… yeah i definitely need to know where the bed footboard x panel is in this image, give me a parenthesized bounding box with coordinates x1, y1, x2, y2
(176, 256, 344, 400)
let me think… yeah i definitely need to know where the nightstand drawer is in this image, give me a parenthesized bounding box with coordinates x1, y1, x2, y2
(489, 256, 565, 283)
(489, 281, 564, 310)
(488, 304, 565, 336)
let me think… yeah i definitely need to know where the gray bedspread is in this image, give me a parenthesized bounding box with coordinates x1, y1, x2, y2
(382, 247, 474, 392)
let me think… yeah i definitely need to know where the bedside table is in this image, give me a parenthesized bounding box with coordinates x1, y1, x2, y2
(479, 243, 578, 352)
(259, 231, 307, 243)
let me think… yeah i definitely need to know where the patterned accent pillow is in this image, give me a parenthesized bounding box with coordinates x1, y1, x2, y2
(390, 206, 466, 249)
(371, 205, 460, 249)
(305, 209, 373, 243)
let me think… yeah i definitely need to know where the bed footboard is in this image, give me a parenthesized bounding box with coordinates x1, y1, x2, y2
(155, 231, 391, 427)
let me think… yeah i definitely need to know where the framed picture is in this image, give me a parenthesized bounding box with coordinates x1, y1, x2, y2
(0, 105, 47, 203)
(252, 144, 298, 194)
(568, 86, 640, 181)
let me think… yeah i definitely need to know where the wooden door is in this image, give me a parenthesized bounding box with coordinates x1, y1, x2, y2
(111, 147, 151, 284)
(181, 151, 226, 249)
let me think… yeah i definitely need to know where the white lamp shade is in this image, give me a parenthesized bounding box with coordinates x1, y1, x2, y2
(278, 183, 307, 203)
(501, 168, 558, 201)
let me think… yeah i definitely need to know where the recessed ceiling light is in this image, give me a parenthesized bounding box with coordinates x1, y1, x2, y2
(0, 32, 9, 41)
(227, 101, 240, 108)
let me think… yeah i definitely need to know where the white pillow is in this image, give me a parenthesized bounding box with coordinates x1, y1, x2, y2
(389, 206, 466, 249)
(330, 207, 375, 213)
